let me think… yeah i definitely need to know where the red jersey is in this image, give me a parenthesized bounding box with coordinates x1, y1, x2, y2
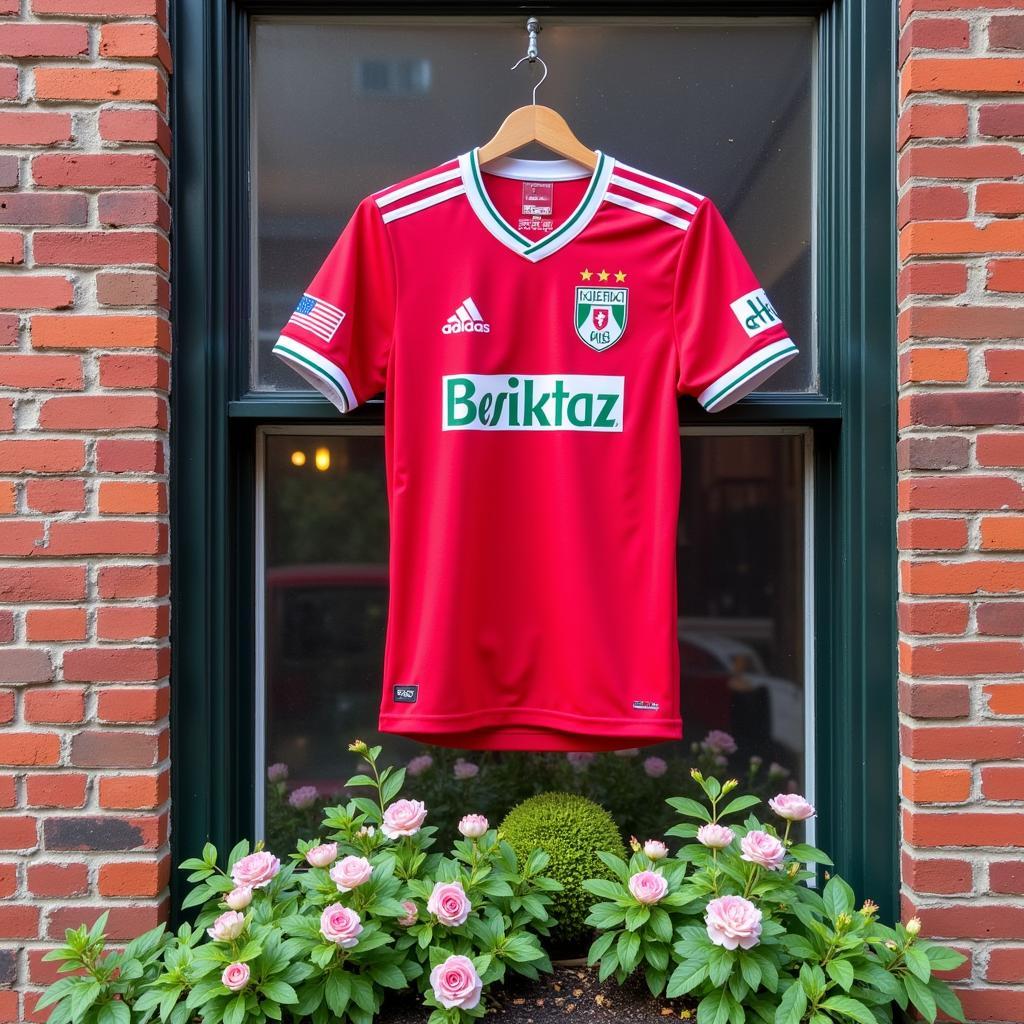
(273, 150, 798, 751)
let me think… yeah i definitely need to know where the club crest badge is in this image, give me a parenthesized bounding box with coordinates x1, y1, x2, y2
(575, 286, 628, 351)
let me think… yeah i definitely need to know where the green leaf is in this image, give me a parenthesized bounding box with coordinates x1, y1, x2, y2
(380, 767, 406, 804)
(775, 981, 807, 1024)
(903, 973, 937, 1024)
(596, 851, 630, 882)
(587, 931, 616, 967)
(820, 996, 877, 1024)
(927, 977, 966, 1024)
(707, 946, 734, 988)
(97, 1000, 131, 1024)
(667, 797, 713, 822)
(719, 795, 761, 817)
(826, 958, 855, 992)
(697, 987, 733, 1024)
(647, 907, 673, 943)
(617, 930, 641, 973)
(344, 774, 375, 788)
(324, 971, 351, 1016)
(922, 944, 967, 972)
(738, 953, 762, 992)
(787, 843, 834, 866)
(582, 879, 623, 901)
(822, 876, 855, 922)
(369, 963, 407, 989)
(667, 961, 708, 998)
(260, 981, 298, 1005)
(904, 944, 932, 983)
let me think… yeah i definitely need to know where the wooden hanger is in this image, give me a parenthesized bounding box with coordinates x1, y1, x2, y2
(476, 18, 598, 172)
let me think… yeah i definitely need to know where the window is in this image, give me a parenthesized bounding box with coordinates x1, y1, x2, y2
(172, 0, 896, 918)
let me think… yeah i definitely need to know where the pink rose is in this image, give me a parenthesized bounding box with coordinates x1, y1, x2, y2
(288, 785, 318, 809)
(644, 756, 668, 778)
(381, 798, 427, 839)
(398, 900, 418, 927)
(221, 962, 250, 992)
(319, 903, 363, 948)
(330, 855, 373, 892)
(740, 830, 786, 871)
(305, 842, 338, 868)
(768, 793, 816, 821)
(628, 870, 668, 905)
(453, 758, 479, 780)
(230, 851, 280, 890)
(705, 895, 763, 950)
(644, 840, 669, 861)
(702, 730, 737, 755)
(458, 814, 488, 838)
(207, 910, 245, 942)
(407, 754, 433, 776)
(567, 752, 595, 770)
(428, 880, 472, 927)
(266, 762, 288, 782)
(225, 886, 252, 911)
(697, 823, 735, 850)
(430, 954, 483, 1010)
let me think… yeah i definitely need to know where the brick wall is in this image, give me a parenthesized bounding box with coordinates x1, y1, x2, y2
(898, 2, 1024, 1022)
(0, 1, 170, 1021)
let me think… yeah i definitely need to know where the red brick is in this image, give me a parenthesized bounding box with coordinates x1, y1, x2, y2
(0, 439, 84, 473)
(0, 111, 73, 146)
(0, 481, 14, 515)
(0, 905, 39, 939)
(71, 730, 161, 769)
(96, 685, 167, 722)
(899, 679, 970, 717)
(991, 860, 1024, 894)
(900, 723, 1024, 759)
(0, 565, 85, 602)
(0, 862, 14, 898)
(98, 480, 165, 514)
(32, 153, 166, 190)
(904, 392, 1024, 427)
(98, 856, 168, 897)
(0, 816, 36, 850)
(987, 258, 1024, 292)
(902, 640, 1024, 676)
(0, 733, 60, 767)
(0, 23, 88, 57)
(98, 109, 170, 156)
(897, 185, 968, 227)
(46, 520, 166, 556)
(24, 477, 85, 513)
(900, 305, 1024, 341)
(978, 433, 1024, 468)
(25, 607, 86, 642)
(897, 435, 969, 471)
(0, 314, 19, 346)
(900, 219, 1024, 258)
(0, 67, 17, 103)
(900, 346, 968, 383)
(23, 688, 85, 724)
(0, 776, 14, 810)
(983, 765, 1024, 800)
(27, 862, 87, 898)
(0, 275, 73, 309)
(979, 102, 1024, 137)
(986, 946, 1024, 983)
(0, 610, 11, 644)
(97, 564, 167, 599)
(63, 645, 168, 682)
(899, 144, 1024, 182)
(99, 22, 171, 72)
(914, 901, 1024, 940)
(0, 649, 51, 684)
(900, 476, 1024, 511)
(0, 230, 23, 264)
(901, 57, 1024, 98)
(986, 349, 1024, 382)
(34, 67, 163, 106)
(897, 101, 968, 147)
(95, 271, 169, 308)
(897, 516, 968, 550)
(906, 810, 1024, 849)
(978, 601, 1024, 636)
(99, 771, 167, 809)
(900, 20, 969, 65)
(0, 193, 87, 226)
(96, 605, 168, 641)
(98, 354, 168, 392)
(31, 313, 169, 350)
(24, 773, 85, 809)
(978, 182, 1024, 216)
(901, 765, 971, 802)
(0, 521, 44, 556)
(34, 230, 167, 270)
(45, 902, 165, 942)
(39, 395, 166, 430)
(95, 438, 163, 474)
(987, 683, 1024, 716)
(902, 853, 973, 895)
(0, 690, 12, 724)
(0, 353, 81, 390)
(31, 0, 165, 17)
(981, 515, 1024, 551)
(990, 14, 1024, 49)
(97, 190, 170, 229)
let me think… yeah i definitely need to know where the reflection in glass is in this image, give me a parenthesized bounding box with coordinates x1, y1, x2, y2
(263, 433, 805, 849)
(252, 16, 815, 394)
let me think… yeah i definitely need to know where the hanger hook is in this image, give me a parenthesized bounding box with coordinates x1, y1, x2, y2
(510, 54, 548, 105)
(509, 17, 546, 105)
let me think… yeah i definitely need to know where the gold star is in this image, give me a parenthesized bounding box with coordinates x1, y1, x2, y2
(597, 269, 610, 282)
(614, 270, 627, 282)
(580, 268, 593, 281)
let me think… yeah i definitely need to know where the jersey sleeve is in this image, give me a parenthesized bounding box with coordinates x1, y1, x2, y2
(272, 196, 396, 413)
(672, 198, 799, 412)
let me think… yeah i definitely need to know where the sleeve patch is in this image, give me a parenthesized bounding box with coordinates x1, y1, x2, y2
(285, 293, 347, 344)
(729, 288, 782, 338)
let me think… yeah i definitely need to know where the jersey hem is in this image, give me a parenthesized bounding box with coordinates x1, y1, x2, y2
(272, 334, 358, 413)
(698, 338, 799, 412)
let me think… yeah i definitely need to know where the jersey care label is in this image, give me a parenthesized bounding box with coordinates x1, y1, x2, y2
(392, 684, 418, 703)
(442, 374, 624, 432)
(519, 181, 555, 235)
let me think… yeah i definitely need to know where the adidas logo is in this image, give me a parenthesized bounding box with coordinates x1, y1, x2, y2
(442, 297, 491, 334)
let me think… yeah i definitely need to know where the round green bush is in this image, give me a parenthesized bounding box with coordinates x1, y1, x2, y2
(499, 791, 626, 946)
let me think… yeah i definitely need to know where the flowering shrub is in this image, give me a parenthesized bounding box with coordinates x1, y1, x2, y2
(584, 770, 966, 1024)
(38, 741, 561, 1024)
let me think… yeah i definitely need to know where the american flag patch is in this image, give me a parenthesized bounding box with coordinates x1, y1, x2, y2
(286, 293, 346, 343)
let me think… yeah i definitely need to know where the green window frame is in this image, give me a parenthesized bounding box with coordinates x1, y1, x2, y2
(170, 0, 897, 918)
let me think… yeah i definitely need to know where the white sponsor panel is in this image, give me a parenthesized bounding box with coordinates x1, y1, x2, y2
(730, 288, 781, 338)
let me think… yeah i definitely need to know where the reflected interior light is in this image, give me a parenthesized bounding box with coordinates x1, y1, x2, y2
(290, 450, 307, 467)
(314, 447, 331, 471)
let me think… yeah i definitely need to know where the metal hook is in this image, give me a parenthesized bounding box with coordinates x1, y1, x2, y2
(510, 17, 546, 105)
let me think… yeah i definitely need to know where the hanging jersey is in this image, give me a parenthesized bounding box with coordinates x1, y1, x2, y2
(272, 150, 798, 751)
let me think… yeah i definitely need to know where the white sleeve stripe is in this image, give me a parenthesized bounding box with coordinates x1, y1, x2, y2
(604, 191, 692, 231)
(272, 335, 358, 413)
(379, 184, 465, 223)
(374, 166, 462, 207)
(609, 174, 699, 215)
(698, 339, 799, 411)
(613, 161, 706, 202)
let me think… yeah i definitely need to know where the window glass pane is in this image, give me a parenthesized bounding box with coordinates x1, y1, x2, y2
(252, 16, 816, 396)
(262, 432, 806, 849)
